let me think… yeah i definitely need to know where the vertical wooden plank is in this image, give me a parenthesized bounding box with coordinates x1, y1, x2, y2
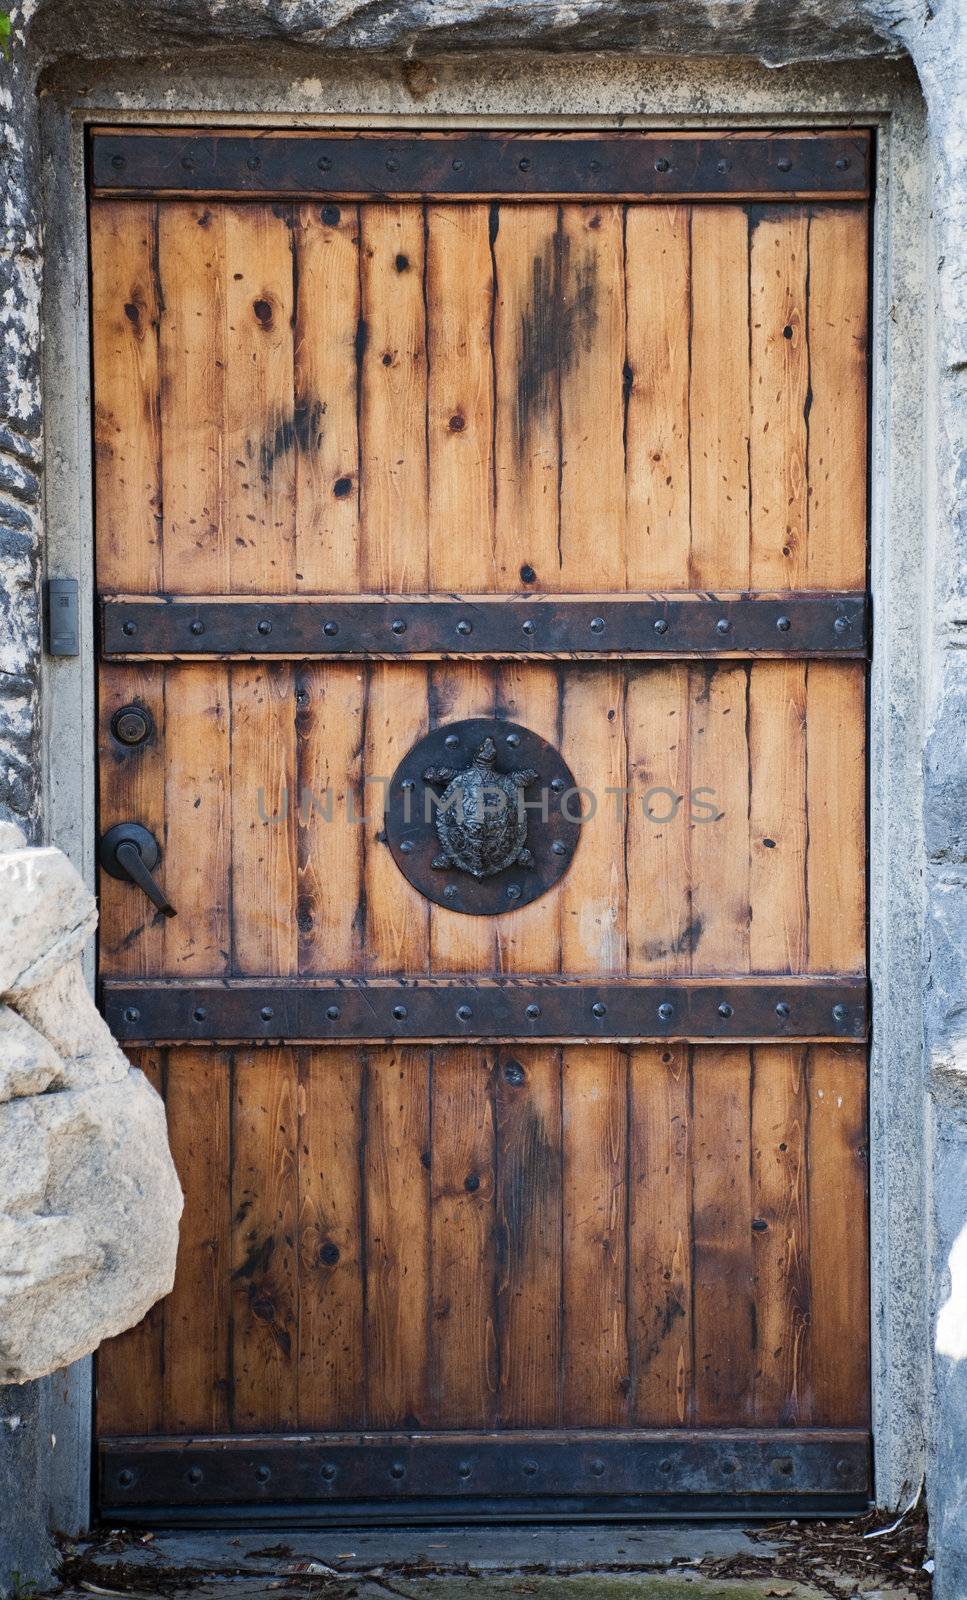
(688, 665, 751, 976)
(807, 207, 869, 590)
(229, 664, 298, 978)
(97, 665, 166, 976)
(494, 664, 562, 974)
(749, 210, 809, 589)
(749, 662, 808, 975)
(297, 1050, 365, 1429)
(691, 1046, 754, 1424)
(558, 204, 626, 589)
(359, 204, 429, 593)
(492, 205, 561, 592)
(427, 205, 496, 590)
(624, 205, 691, 589)
(806, 662, 866, 973)
(162, 1049, 231, 1433)
(560, 667, 628, 976)
(496, 1047, 563, 1429)
(231, 1048, 299, 1430)
(90, 200, 162, 594)
(162, 663, 231, 976)
(689, 207, 751, 588)
(96, 1050, 166, 1435)
(293, 203, 361, 592)
(807, 1046, 870, 1425)
(626, 665, 693, 977)
(157, 202, 229, 593)
(428, 663, 497, 974)
(629, 1045, 691, 1426)
(363, 662, 430, 975)
(751, 1045, 809, 1426)
(223, 205, 297, 594)
(296, 663, 365, 977)
(429, 1048, 498, 1428)
(365, 1048, 431, 1428)
(562, 1045, 629, 1426)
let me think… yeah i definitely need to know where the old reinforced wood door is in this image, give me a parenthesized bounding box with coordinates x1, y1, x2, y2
(91, 127, 872, 1521)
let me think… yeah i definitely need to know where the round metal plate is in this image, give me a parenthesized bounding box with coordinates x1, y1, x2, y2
(386, 718, 581, 916)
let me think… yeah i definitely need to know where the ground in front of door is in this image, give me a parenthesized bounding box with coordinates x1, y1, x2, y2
(50, 1510, 929, 1599)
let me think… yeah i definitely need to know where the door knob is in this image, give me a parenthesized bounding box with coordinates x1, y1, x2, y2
(99, 822, 177, 918)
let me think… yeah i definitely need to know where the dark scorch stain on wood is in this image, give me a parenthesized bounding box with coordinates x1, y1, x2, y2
(515, 230, 599, 460)
(497, 1097, 558, 1265)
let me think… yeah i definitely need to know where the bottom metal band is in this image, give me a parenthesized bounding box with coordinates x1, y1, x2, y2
(100, 1430, 871, 1515)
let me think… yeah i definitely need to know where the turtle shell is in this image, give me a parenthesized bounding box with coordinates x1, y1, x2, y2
(434, 763, 530, 878)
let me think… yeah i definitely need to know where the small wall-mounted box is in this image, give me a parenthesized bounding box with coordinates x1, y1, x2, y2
(46, 577, 80, 657)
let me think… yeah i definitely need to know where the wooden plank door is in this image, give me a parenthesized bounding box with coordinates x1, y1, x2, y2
(91, 127, 872, 1520)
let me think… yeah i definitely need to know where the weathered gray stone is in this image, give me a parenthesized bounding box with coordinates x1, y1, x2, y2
(0, 1008, 61, 1103)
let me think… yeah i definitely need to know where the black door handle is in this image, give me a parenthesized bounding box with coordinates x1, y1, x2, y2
(99, 822, 177, 918)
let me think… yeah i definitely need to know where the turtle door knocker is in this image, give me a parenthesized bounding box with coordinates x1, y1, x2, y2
(386, 718, 581, 916)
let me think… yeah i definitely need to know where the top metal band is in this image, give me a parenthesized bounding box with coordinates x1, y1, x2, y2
(89, 129, 872, 201)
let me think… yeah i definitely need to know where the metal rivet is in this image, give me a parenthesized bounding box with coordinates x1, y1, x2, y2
(552, 840, 567, 856)
(655, 157, 670, 173)
(186, 1466, 203, 1485)
(386, 158, 399, 173)
(506, 884, 522, 901)
(323, 620, 339, 637)
(400, 839, 413, 854)
(192, 1007, 207, 1023)
(718, 1002, 733, 1019)
(716, 617, 731, 635)
(591, 1002, 607, 1019)
(832, 1003, 847, 1024)
(260, 1006, 274, 1021)
(445, 733, 460, 749)
(247, 156, 262, 172)
(776, 615, 791, 632)
(654, 618, 668, 635)
(775, 1001, 791, 1020)
(550, 777, 566, 793)
(123, 1007, 140, 1024)
(777, 156, 793, 173)
(393, 1005, 407, 1021)
(321, 1462, 337, 1480)
(835, 1457, 851, 1477)
(723, 1460, 738, 1475)
(658, 1002, 674, 1023)
(506, 732, 521, 747)
(181, 155, 195, 173)
(318, 156, 333, 172)
(716, 158, 730, 174)
(122, 620, 137, 636)
(659, 1459, 671, 1473)
(457, 1004, 473, 1021)
(110, 153, 126, 171)
(525, 1002, 541, 1019)
(456, 618, 473, 636)
(518, 157, 531, 172)
(255, 1464, 271, 1483)
(391, 618, 407, 634)
(504, 1060, 525, 1085)
(522, 618, 536, 636)
(589, 616, 605, 633)
(190, 620, 205, 636)
(444, 885, 458, 901)
(590, 1458, 606, 1477)
(458, 1460, 473, 1478)
(834, 615, 850, 634)
(836, 156, 850, 171)
(522, 1459, 539, 1476)
(452, 158, 465, 172)
(257, 619, 272, 636)
(117, 1468, 135, 1488)
(401, 778, 415, 791)
(390, 1461, 406, 1479)
(771, 1457, 793, 1475)
(326, 1005, 340, 1021)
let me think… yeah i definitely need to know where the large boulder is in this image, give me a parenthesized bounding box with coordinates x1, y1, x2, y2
(0, 824, 182, 1385)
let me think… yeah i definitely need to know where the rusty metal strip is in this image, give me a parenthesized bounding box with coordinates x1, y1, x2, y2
(90, 128, 871, 201)
(101, 978, 868, 1045)
(98, 1430, 871, 1510)
(101, 593, 869, 660)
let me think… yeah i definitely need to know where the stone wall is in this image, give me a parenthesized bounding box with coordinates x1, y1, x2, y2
(1, 3, 964, 1597)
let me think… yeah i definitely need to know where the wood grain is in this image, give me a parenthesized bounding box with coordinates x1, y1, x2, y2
(749, 662, 808, 974)
(751, 1045, 809, 1425)
(750, 210, 809, 588)
(807, 1045, 869, 1425)
(162, 664, 231, 976)
(626, 665, 692, 977)
(688, 666, 751, 975)
(806, 662, 866, 973)
(296, 663, 365, 977)
(229, 665, 298, 977)
(629, 1045, 691, 1424)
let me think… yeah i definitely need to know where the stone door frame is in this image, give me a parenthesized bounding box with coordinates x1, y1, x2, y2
(35, 51, 930, 1527)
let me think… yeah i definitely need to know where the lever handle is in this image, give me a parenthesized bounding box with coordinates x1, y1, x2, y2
(99, 822, 177, 918)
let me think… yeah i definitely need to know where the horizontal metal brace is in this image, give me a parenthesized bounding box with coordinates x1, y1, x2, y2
(90, 128, 871, 202)
(101, 592, 869, 660)
(101, 977, 868, 1045)
(99, 1429, 871, 1510)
